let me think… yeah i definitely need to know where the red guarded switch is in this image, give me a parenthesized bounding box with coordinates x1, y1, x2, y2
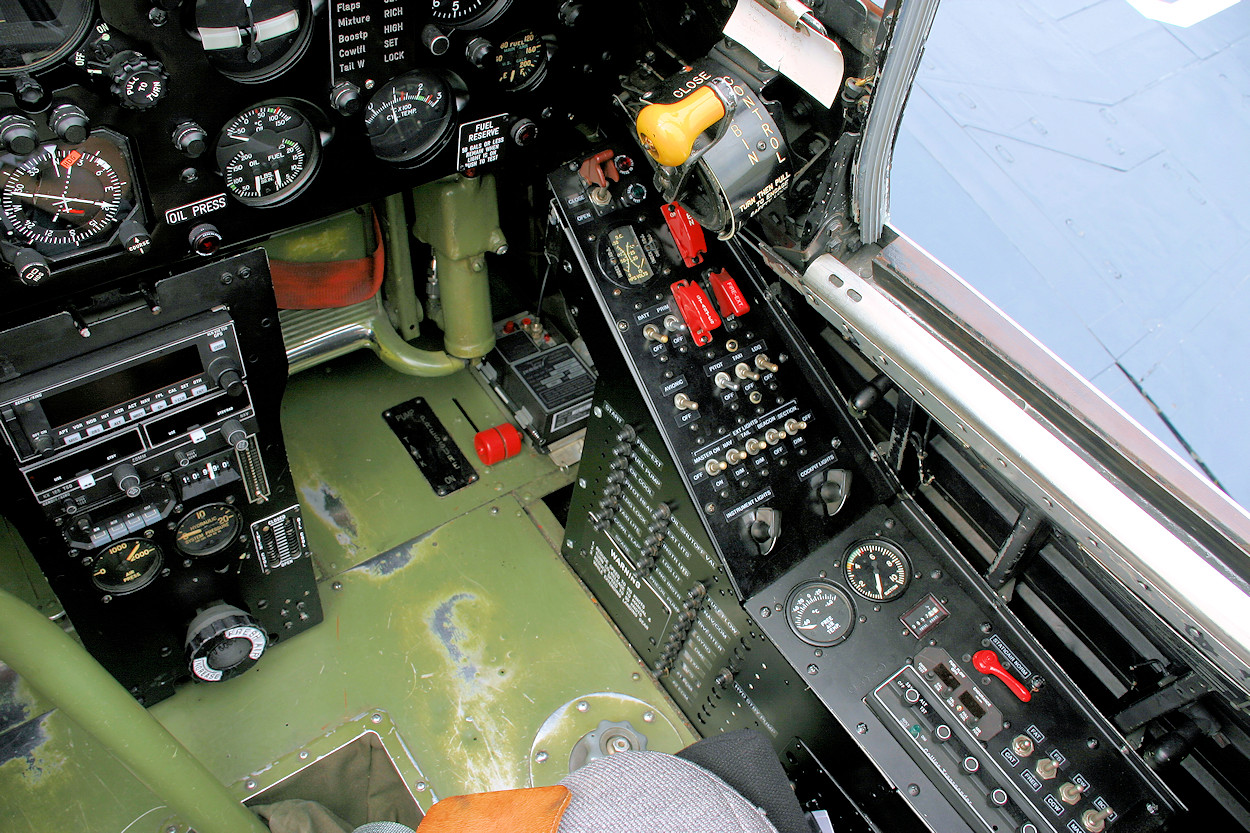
(972, 649, 1032, 703)
(661, 202, 707, 267)
(708, 268, 750, 317)
(670, 279, 721, 346)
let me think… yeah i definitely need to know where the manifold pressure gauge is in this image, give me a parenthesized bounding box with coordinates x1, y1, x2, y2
(843, 539, 911, 602)
(786, 580, 855, 647)
(215, 100, 322, 207)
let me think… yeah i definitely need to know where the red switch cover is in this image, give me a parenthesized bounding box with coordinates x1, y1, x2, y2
(661, 202, 707, 267)
(670, 279, 721, 346)
(708, 269, 750, 317)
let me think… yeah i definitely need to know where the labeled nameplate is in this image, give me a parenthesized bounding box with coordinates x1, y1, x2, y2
(329, 0, 413, 86)
(382, 397, 478, 497)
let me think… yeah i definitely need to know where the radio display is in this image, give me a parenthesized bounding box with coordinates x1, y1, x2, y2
(144, 396, 243, 445)
(40, 346, 203, 429)
(26, 430, 145, 493)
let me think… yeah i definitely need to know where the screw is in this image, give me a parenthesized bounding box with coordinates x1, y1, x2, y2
(370, 713, 383, 724)
(237, 266, 251, 279)
(807, 664, 819, 675)
(534, 750, 549, 763)
(643, 711, 655, 722)
(907, 784, 921, 796)
(759, 607, 771, 618)
(220, 273, 233, 285)
(416, 781, 427, 792)
(332, 581, 343, 591)
(245, 779, 257, 790)
(149, 7, 167, 25)
(577, 700, 589, 712)
(856, 723, 868, 735)
(298, 750, 309, 760)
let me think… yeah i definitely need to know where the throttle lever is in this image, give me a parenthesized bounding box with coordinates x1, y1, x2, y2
(972, 649, 1032, 703)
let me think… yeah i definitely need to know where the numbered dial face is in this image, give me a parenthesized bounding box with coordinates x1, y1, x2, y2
(843, 539, 911, 602)
(363, 71, 455, 166)
(786, 580, 855, 647)
(92, 539, 163, 594)
(494, 29, 546, 92)
(216, 102, 321, 207)
(1, 133, 136, 254)
(429, 0, 511, 29)
(176, 504, 242, 557)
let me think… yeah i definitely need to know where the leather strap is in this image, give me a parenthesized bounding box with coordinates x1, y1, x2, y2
(416, 786, 572, 833)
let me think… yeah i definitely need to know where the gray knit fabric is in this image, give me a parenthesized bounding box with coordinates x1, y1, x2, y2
(559, 751, 781, 833)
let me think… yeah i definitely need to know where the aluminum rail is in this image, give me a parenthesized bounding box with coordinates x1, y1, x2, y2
(0, 587, 269, 833)
(791, 252, 1250, 699)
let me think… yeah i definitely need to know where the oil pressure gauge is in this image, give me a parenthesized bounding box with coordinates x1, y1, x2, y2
(843, 539, 911, 602)
(215, 100, 322, 207)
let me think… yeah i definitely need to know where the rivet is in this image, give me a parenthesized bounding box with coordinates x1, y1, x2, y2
(370, 713, 383, 724)
(643, 711, 655, 723)
(576, 700, 589, 712)
(298, 750, 309, 760)
(416, 781, 428, 792)
(535, 750, 549, 763)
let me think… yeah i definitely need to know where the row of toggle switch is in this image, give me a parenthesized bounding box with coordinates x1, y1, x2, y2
(654, 582, 708, 675)
(702, 419, 807, 475)
(673, 354, 782, 412)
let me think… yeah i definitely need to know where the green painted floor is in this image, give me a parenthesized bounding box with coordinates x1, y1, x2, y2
(0, 351, 695, 833)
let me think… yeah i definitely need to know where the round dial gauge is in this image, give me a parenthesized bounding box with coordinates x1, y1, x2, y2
(216, 101, 321, 207)
(363, 71, 456, 166)
(92, 538, 163, 595)
(494, 29, 547, 92)
(843, 539, 911, 602)
(429, 0, 511, 29)
(786, 580, 855, 647)
(196, 0, 313, 83)
(1, 139, 132, 252)
(176, 504, 243, 557)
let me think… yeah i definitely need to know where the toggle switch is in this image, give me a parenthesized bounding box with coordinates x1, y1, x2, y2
(973, 649, 1032, 702)
(714, 371, 739, 391)
(643, 323, 668, 343)
(755, 354, 780, 373)
(674, 393, 699, 411)
(735, 362, 759, 381)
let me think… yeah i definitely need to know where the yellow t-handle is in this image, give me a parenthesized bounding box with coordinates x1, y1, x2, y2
(635, 86, 727, 167)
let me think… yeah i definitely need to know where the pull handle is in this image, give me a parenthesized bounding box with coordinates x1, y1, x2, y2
(972, 649, 1032, 703)
(635, 86, 727, 167)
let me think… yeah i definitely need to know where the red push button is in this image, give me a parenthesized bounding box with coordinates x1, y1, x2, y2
(474, 423, 522, 466)
(670, 279, 721, 346)
(708, 268, 750, 317)
(661, 202, 707, 267)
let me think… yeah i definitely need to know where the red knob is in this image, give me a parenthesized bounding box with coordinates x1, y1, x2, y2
(972, 649, 1032, 703)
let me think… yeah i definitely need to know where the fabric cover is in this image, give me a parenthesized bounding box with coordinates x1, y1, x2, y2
(677, 729, 809, 833)
(415, 786, 571, 833)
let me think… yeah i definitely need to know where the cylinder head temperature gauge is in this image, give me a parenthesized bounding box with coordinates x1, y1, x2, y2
(363, 70, 457, 166)
(843, 539, 911, 602)
(786, 580, 855, 647)
(215, 100, 322, 207)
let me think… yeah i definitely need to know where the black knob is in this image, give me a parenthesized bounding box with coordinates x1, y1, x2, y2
(510, 118, 538, 147)
(329, 80, 362, 116)
(186, 604, 267, 682)
(171, 121, 207, 158)
(112, 463, 141, 497)
(220, 418, 249, 451)
(10, 247, 51, 286)
(749, 519, 772, 543)
(189, 223, 222, 256)
(109, 53, 168, 110)
(465, 37, 493, 68)
(14, 74, 45, 108)
(0, 113, 39, 156)
(119, 218, 151, 255)
(48, 103, 89, 144)
(422, 24, 450, 56)
(208, 357, 244, 397)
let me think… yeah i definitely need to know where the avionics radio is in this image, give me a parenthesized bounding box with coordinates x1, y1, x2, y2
(0, 310, 261, 544)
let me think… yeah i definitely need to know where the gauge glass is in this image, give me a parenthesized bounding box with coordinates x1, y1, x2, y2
(0, 0, 93, 76)
(92, 539, 163, 594)
(429, 0, 511, 29)
(494, 30, 547, 92)
(216, 102, 321, 207)
(176, 504, 243, 557)
(786, 580, 855, 647)
(363, 71, 456, 166)
(196, 0, 313, 83)
(843, 539, 911, 602)
(1, 132, 138, 257)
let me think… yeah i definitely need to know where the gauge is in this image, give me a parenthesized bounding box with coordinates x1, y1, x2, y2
(786, 580, 855, 647)
(494, 30, 547, 92)
(843, 539, 911, 602)
(430, 0, 511, 29)
(196, 0, 314, 83)
(1, 131, 139, 256)
(92, 539, 163, 595)
(0, 0, 93, 76)
(176, 504, 243, 557)
(216, 101, 322, 207)
(363, 71, 457, 166)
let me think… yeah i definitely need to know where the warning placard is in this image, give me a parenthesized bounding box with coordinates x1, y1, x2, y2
(457, 113, 508, 171)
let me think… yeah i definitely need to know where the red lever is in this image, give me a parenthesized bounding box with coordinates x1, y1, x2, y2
(670, 279, 721, 346)
(661, 202, 707, 267)
(577, 149, 620, 188)
(973, 650, 1031, 703)
(708, 268, 750, 317)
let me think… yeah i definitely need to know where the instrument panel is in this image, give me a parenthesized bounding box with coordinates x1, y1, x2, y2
(0, 0, 565, 315)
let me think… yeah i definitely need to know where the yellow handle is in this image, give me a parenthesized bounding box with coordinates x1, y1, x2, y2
(635, 86, 727, 167)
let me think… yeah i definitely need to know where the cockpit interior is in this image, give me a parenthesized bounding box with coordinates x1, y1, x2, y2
(1, 2, 1248, 832)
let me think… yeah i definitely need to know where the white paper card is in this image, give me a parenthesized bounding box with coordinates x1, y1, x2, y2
(723, 0, 845, 108)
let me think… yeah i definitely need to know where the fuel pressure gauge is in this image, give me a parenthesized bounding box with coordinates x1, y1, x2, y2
(215, 100, 322, 207)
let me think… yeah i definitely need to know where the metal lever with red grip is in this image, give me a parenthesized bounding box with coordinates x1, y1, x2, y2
(972, 649, 1032, 703)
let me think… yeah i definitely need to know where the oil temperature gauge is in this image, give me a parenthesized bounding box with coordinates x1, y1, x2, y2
(843, 539, 911, 602)
(363, 70, 457, 166)
(786, 580, 855, 647)
(215, 100, 322, 207)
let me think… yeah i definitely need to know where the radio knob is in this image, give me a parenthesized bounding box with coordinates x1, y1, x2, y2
(329, 80, 362, 116)
(208, 357, 244, 397)
(0, 113, 39, 156)
(171, 121, 208, 158)
(112, 463, 141, 498)
(220, 418, 249, 451)
(48, 103, 90, 144)
(109, 53, 168, 110)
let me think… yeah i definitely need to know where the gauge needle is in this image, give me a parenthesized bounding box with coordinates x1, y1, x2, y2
(274, 167, 282, 188)
(255, 175, 264, 194)
(876, 573, 884, 598)
(798, 621, 818, 630)
(7, 191, 108, 208)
